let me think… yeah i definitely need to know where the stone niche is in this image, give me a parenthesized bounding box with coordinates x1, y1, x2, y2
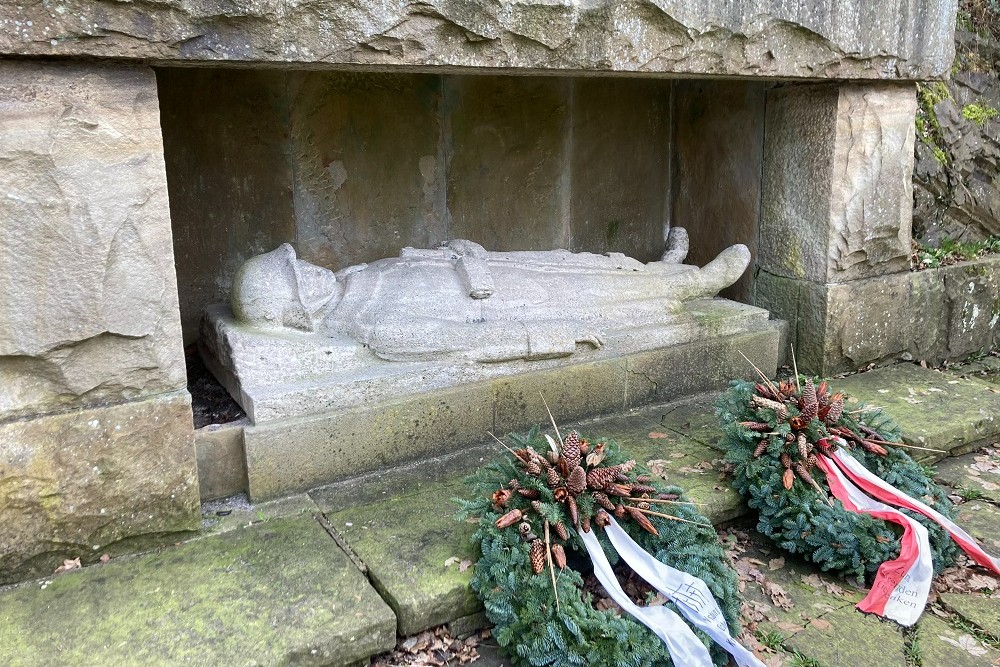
(159, 69, 786, 499)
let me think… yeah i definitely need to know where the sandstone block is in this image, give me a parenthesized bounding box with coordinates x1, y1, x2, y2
(0, 61, 186, 419)
(0, 392, 199, 584)
(195, 421, 249, 501)
(761, 82, 917, 284)
(940, 257, 1000, 358)
(1, 0, 957, 79)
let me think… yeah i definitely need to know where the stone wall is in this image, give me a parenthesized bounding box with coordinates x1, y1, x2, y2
(163, 70, 692, 343)
(0, 61, 200, 583)
(2, 0, 957, 79)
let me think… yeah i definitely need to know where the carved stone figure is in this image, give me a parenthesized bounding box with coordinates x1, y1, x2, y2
(229, 228, 750, 363)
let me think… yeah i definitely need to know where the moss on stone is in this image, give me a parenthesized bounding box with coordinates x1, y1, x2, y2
(961, 102, 1000, 126)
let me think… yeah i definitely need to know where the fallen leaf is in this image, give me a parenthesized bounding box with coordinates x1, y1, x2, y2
(648, 432, 670, 439)
(940, 634, 988, 657)
(99, 554, 110, 564)
(968, 573, 997, 590)
(824, 581, 845, 596)
(775, 621, 803, 633)
(764, 581, 794, 611)
(768, 557, 785, 571)
(53, 558, 81, 575)
(444, 557, 460, 567)
(809, 618, 832, 631)
(458, 559, 473, 572)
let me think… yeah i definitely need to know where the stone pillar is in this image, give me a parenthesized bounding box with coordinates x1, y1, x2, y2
(755, 82, 918, 374)
(0, 61, 199, 584)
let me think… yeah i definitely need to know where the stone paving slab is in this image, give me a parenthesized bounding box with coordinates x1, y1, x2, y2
(0, 516, 396, 667)
(935, 447, 1000, 503)
(953, 501, 1000, 552)
(941, 593, 1000, 636)
(783, 605, 906, 667)
(835, 364, 1000, 460)
(917, 613, 1000, 666)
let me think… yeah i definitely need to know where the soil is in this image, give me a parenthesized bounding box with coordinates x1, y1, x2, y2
(185, 348, 246, 429)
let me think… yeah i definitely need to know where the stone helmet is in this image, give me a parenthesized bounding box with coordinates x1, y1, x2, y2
(230, 244, 340, 332)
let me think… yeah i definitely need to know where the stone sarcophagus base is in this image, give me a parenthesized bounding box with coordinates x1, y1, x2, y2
(201, 239, 782, 500)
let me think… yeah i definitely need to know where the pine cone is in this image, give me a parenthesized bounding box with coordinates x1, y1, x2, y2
(551, 543, 567, 570)
(816, 381, 829, 404)
(553, 521, 569, 541)
(529, 539, 546, 574)
(592, 492, 616, 511)
(657, 493, 679, 501)
(780, 452, 792, 469)
(753, 440, 768, 458)
(739, 421, 772, 432)
(806, 453, 817, 469)
(778, 380, 796, 397)
(546, 466, 562, 488)
(825, 394, 845, 423)
(751, 395, 789, 419)
(626, 506, 659, 536)
(797, 433, 810, 460)
(530, 500, 544, 514)
(631, 483, 657, 495)
(567, 466, 587, 495)
(496, 509, 523, 529)
(566, 495, 579, 527)
(517, 488, 540, 499)
(524, 460, 542, 476)
(635, 475, 651, 483)
(800, 378, 818, 421)
(507, 479, 521, 490)
(562, 431, 582, 471)
(587, 466, 619, 490)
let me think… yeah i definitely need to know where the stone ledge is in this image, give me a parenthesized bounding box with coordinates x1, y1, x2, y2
(0, 516, 396, 667)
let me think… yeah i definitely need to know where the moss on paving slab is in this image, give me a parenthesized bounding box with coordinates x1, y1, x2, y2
(916, 613, 1000, 666)
(783, 605, 905, 667)
(0, 517, 396, 667)
(834, 364, 1000, 460)
(941, 593, 1000, 636)
(934, 450, 1000, 503)
(953, 500, 1000, 551)
(321, 477, 481, 636)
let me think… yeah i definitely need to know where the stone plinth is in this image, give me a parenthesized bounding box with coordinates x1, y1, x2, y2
(0, 61, 199, 583)
(2, 0, 956, 79)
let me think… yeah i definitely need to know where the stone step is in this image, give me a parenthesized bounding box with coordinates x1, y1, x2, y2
(0, 514, 396, 667)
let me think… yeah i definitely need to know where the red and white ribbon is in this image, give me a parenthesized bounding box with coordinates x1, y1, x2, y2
(580, 518, 765, 667)
(814, 454, 933, 625)
(830, 449, 1000, 576)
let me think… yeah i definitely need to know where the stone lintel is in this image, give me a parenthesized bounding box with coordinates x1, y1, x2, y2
(760, 81, 917, 285)
(1, 1, 957, 80)
(243, 324, 781, 500)
(0, 391, 200, 585)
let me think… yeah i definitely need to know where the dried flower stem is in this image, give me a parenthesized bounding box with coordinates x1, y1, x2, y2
(544, 520, 560, 612)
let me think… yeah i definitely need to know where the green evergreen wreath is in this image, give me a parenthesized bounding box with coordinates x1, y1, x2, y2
(717, 378, 958, 581)
(457, 427, 742, 667)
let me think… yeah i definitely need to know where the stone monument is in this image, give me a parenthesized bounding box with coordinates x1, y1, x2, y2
(201, 229, 780, 499)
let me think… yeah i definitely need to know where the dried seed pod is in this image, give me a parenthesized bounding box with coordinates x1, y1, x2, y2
(547, 450, 560, 465)
(566, 495, 579, 527)
(526, 533, 538, 542)
(606, 483, 633, 497)
(816, 381, 829, 401)
(797, 433, 810, 461)
(614, 503, 626, 519)
(580, 515, 592, 533)
(788, 416, 806, 431)
(592, 492, 616, 511)
(626, 506, 659, 536)
(579, 441, 589, 454)
(492, 488, 513, 508)
(862, 441, 888, 456)
(755, 382, 779, 400)
(637, 501, 651, 511)
(585, 442, 606, 467)
(753, 440, 768, 458)
(553, 487, 569, 502)
(553, 521, 568, 541)
(562, 431, 582, 471)
(529, 539, 546, 574)
(567, 466, 587, 496)
(778, 380, 796, 397)
(594, 510, 611, 527)
(518, 522, 532, 536)
(800, 378, 819, 421)
(551, 543, 567, 570)
(546, 466, 562, 488)
(752, 395, 789, 419)
(782, 468, 795, 490)
(496, 508, 523, 529)
(513, 449, 531, 463)
(517, 488, 540, 499)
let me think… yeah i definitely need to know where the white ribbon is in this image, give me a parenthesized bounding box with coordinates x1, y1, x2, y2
(579, 518, 765, 667)
(816, 454, 933, 626)
(579, 527, 714, 666)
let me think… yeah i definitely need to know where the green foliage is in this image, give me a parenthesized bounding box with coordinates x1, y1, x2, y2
(716, 380, 959, 582)
(915, 82, 952, 166)
(457, 428, 742, 667)
(913, 235, 1000, 269)
(962, 102, 1000, 126)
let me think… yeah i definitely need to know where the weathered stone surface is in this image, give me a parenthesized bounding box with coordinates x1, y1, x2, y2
(568, 78, 671, 263)
(0, 392, 199, 584)
(446, 76, 569, 250)
(950, 500, 1000, 551)
(760, 82, 916, 285)
(0, 61, 186, 419)
(158, 68, 296, 345)
(917, 613, 1000, 667)
(194, 420, 248, 502)
(783, 605, 906, 667)
(939, 257, 1000, 359)
(933, 448, 1000, 504)
(290, 72, 447, 271)
(835, 364, 1000, 460)
(940, 592, 1000, 636)
(672, 80, 766, 304)
(0, 517, 397, 667)
(1, 0, 957, 79)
